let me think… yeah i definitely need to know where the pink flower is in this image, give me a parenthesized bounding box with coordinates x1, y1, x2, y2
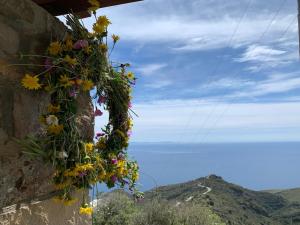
(127, 130, 132, 137)
(73, 40, 88, 49)
(111, 175, 117, 183)
(128, 101, 132, 108)
(97, 96, 106, 104)
(95, 132, 105, 138)
(94, 108, 103, 117)
(69, 89, 78, 98)
(111, 158, 118, 164)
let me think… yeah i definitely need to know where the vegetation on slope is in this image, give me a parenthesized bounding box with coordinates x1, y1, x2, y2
(93, 175, 300, 225)
(93, 191, 225, 225)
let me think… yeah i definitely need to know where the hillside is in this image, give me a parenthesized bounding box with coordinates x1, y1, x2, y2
(145, 175, 300, 225)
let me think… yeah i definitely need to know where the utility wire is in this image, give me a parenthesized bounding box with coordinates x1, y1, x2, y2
(190, 0, 289, 143)
(180, 0, 254, 138)
(197, 15, 297, 144)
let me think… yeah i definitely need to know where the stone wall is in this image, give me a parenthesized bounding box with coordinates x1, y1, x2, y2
(0, 0, 93, 224)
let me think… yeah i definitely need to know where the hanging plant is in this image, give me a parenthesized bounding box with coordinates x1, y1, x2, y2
(17, 10, 140, 215)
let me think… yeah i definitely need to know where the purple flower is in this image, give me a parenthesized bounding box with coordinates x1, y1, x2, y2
(95, 132, 105, 139)
(97, 96, 106, 105)
(69, 88, 78, 98)
(44, 58, 53, 70)
(111, 175, 117, 183)
(127, 130, 132, 137)
(79, 172, 87, 177)
(111, 158, 118, 165)
(73, 40, 88, 49)
(128, 101, 132, 108)
(94, 108, 103, 117)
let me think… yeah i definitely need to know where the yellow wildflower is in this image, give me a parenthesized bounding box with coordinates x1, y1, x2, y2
(63, 169, 78, 177)
(132, 171, 139, 182)
(93, 23, 105, 34)
(47, 104, 60, 113)
(64, 37, 73, 51)
(48, 41, 62, 55)
(48, 124, 64, 135)
(98, 170, 106, 181)
(88, 0, 100, 12)
(93, 16, 111, 34)
(84, 46, 92, 54)
(127, 119, 133, 129)
(85, 143, 94, 152)
(64, 55, 77, 65)
(82, 80, 94, 91)
(21, 74, 41, 90)
(79, 206, 93, 215)
(127, 72, 135, 80)
(111, 34, 120, 43)
(96, 138, 106, 150)
(59, 74, 73, 88)
(97, 16, 111, 27)
(75, 79, 83, 85)
(117, 160, 128, 176)
(99, 43, 108, 53)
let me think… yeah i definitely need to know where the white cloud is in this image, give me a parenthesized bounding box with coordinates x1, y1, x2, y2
(235, 44, 298, 71)
(144, 79, 172, 89)
(81, 1, 298, 52)
(130, 99, 300, 142)
(135, 63, 167, 76)
(229, 72, 300, 98)
(236, 45, 286, 62)
(194, 71, 300, 100)
(201, 78, 255, 91)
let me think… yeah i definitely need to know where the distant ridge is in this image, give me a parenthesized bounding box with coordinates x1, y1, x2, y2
(145, 174, 300, 225)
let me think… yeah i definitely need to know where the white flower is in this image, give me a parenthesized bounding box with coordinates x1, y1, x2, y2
(46, 115, 58, 125)
(58, 151, 68, 159)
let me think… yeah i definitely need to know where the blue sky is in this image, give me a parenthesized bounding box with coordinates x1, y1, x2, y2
(79, 0, 300, 143)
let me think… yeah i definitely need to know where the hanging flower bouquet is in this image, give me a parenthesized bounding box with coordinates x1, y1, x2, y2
(18, 7, 140, 215)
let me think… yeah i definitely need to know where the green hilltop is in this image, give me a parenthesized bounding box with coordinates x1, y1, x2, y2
(93, 175, 300, 225)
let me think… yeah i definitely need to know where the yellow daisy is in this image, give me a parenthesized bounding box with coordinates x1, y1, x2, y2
(59, 74, 74, 88)
(48, 124, 64, 135)
(82, 80, 94, 91)
(111, 34, 120, 43)
(47, 104, 60, 113)
(21, 74, 41, 90)
(85, 142, 94, 152)
(97, 16, 111, 27)
(127, 72, 135, 80)
(79, 206, 93, 215)
(64, 55, 77, 65)
(48, 41, 62, 55)
(64, 38, 73, 51)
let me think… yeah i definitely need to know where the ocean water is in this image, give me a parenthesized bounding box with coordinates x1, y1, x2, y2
(126, 142, 300, 191)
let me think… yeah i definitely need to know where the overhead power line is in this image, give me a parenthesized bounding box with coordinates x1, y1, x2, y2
(190, 0, 289, 143)
(198, 16, 297, 144)
(180, 0, 254, 140)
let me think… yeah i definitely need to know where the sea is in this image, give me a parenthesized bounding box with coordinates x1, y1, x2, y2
(129, 142, 300, 191)
(93, 142, 300, 194)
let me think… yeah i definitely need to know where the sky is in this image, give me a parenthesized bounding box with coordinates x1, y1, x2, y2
(79, 0, 300, 143)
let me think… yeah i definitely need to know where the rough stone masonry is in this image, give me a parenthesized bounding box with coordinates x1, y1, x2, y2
(0, 0, 93, 224)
